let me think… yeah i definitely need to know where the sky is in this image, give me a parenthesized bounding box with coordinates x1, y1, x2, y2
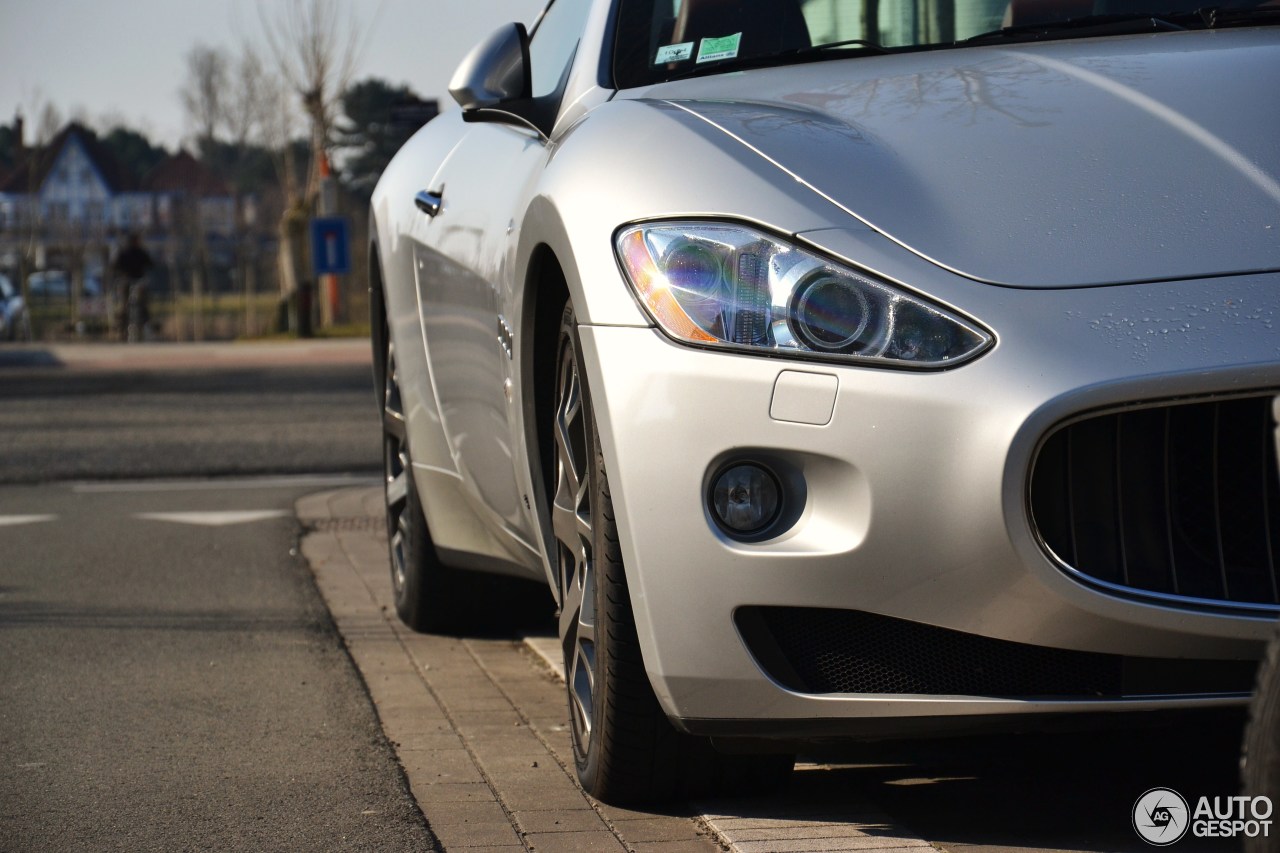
(0, 0, 548, 150)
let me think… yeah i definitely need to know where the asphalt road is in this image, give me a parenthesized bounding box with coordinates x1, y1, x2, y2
(0, 342, 434, 851)
(0, 343, 380, 483)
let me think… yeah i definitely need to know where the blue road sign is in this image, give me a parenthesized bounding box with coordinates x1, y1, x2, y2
(311, 217, 351, 275)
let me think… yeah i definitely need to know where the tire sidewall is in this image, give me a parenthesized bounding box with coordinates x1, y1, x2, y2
(557, 308, 608, 783)
(1243, 621, 1280, 853)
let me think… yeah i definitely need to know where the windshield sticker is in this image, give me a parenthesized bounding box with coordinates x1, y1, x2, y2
(696, 33, 742, 63)
(655, 42, 694, 63)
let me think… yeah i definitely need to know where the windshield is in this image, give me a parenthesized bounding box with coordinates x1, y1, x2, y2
(613, 0, 1277, 86)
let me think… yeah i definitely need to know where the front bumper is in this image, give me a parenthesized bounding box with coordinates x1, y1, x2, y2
(577, 271, 1280, 732)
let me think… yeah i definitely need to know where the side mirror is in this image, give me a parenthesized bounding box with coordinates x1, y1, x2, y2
(448, 23, 531, 111)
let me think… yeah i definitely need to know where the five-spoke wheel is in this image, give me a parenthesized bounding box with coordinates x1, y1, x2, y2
(553, 314, 599, 760)
(551, 302, 794, 803)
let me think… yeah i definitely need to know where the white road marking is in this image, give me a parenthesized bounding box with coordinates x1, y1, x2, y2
(0, 515, 58, 527)
(74, 474, 378, 494)
(135, 510, 291, 527)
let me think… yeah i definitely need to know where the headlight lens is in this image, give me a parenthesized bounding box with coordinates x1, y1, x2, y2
(616, 222, 991, 368)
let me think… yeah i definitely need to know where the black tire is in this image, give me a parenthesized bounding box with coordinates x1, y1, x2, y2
(377, 290, 464, 634)
(1242, 620, 1280, 853)
(552, 302, 793, 803)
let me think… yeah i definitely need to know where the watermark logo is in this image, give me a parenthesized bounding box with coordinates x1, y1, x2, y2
(1132, 790, 1274, 845)
(1133, 788, 1190, 846)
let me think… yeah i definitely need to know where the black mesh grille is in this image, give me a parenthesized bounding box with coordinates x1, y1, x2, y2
(1030, 394, 1280, 611)
(737, 607, 1257, 698)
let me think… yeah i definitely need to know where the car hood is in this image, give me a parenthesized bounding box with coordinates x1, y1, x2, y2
(638, 29, 1280, 288)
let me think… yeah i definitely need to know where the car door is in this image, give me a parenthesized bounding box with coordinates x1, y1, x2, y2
(411, 126, 544, 545)
(409, 0, 598, 559)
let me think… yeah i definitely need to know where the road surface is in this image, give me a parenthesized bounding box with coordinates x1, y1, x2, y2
(1, 341, 434, 851)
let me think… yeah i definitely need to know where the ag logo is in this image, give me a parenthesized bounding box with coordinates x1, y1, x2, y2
(1134, 788, 1190, 845)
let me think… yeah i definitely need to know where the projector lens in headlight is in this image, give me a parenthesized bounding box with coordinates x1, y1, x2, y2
(791, 272, 878, 353)
(616, 222, 991, 368)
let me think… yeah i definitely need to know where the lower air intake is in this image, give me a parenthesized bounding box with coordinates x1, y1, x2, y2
(737, 606, 1256, 698)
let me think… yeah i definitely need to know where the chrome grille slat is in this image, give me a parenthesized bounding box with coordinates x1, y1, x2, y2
(1263, 400, 1279, 602)
(1162, 408, 1180, 595)
(1115, 416, 1130, 588)
(1031, 393, 1280, 612)
(1065, 428, 1078, 568)
(1211, 404, 1229, 600)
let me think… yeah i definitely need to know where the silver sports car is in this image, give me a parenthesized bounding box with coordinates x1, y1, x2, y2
(369, 0, 1280, 802)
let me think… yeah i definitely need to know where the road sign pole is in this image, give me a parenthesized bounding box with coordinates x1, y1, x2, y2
(309, 214, 352, 329)
(318, 153, 339, 327)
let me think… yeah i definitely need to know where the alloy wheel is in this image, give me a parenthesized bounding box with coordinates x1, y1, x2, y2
(553, 342, 597, 759)
(382, 340, 411, 597)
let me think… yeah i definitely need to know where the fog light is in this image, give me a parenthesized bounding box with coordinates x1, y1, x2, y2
(711, 463, 781, 536)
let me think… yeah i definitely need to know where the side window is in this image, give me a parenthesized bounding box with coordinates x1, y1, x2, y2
(529, 0, 595, 98)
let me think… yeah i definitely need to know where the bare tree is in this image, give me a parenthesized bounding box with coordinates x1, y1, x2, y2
(180, 44, 230, 149)
(256, 0, 371, 328)
(258, 0, 364, 202)
(17, 95, 63, 289)
(35, 101, 62, 146)
(223, 47, 265, 150)
(232, 45, 306, 303)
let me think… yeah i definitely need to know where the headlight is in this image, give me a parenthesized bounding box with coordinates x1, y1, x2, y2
(616, 222, 992, 368)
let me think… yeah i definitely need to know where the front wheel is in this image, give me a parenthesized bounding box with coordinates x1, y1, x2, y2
(1242, 621, 1280, 853)
(551, 303, 792, 803)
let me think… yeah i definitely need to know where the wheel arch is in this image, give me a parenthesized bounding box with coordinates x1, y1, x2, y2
(519, 241, 571, 602)
(368, 236, 388, 405)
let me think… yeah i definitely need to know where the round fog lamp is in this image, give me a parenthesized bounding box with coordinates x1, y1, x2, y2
(711, 464, 781, 536)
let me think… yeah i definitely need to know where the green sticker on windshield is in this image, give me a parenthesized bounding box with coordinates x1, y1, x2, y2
(696, 32, 742, 63)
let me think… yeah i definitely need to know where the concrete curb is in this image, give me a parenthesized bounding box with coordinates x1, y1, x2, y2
(298, 486, 934, 853)
(297, 486, 722, 853)
(522, 639, 936, 852)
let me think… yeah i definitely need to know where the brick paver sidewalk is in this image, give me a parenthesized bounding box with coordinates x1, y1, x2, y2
(298, 487, 931, 853)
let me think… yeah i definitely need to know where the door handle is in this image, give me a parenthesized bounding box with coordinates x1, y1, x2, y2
(414, 189, 443, 217)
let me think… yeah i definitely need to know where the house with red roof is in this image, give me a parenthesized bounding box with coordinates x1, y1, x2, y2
(140, 149, 236, 237)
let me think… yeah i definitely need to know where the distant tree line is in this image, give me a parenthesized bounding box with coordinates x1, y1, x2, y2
(1, 0, 439, 333)
(0, 77, 430, 203)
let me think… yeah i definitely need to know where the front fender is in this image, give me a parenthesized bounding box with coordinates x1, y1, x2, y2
(507, 96, 867, 598)
(516, 98, 862, 327)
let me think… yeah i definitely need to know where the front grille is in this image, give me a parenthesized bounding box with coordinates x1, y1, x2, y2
(737, 607, 1257, 698)
(1029, 393, 1280, 611)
